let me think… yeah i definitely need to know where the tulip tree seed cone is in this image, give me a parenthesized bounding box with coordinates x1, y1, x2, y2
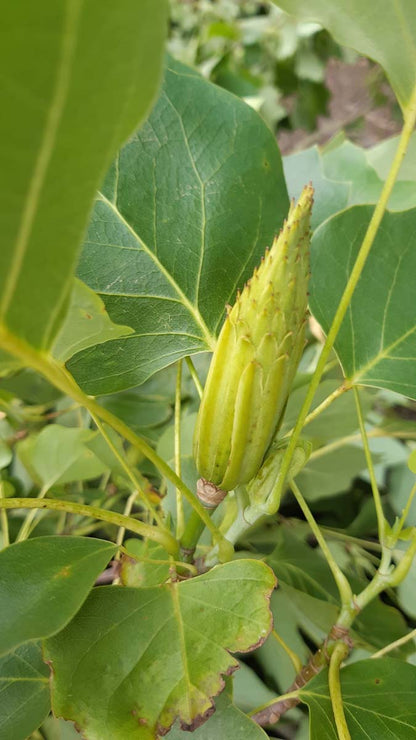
(193, 185, 313, 493)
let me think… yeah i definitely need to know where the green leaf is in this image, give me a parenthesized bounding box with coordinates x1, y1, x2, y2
(398, 558, 416, 619)
(388, 462, 416, 525)
(52, 279, 133, 363)
(272, 0, 416, 110)
(268, 527, 338, 601)
(0, 642, 50, 740)
(257, 587, 311, 690)
(283, 141, 416, 230)
(299, 658, 416, 738)
(0, 0, 168, 350)
(283, 147, 348, 230)
(99, 391, 172, 434)
(0, 536, 116, 656)
(168, 679, 269, 740)
(17, 425, 108, 488)
(45, 560, 276, 738)
(408, 450, 416, 475)
(232, 662, 276, 714)
(295, 445, 368, 501)
(310, 206, 416, 399)
(120, 539, 171, 588)
(368, 131, 416, 182)
(322, 141, 416, 212)
(68, 56, 289, 394)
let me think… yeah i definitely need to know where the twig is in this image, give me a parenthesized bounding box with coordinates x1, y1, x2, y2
(371, 628, 416, 659)
(353, 386, 386, 547)
(290, 479, 353, 608)
(283, 383, 349, 439)
(185, 355, 203, 399)
(0, 497, 178, 554)
(251, 647, 326, 725)
(90, 411, 164, 529)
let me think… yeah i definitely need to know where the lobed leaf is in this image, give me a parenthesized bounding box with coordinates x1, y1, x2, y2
(45, 560, 276, 739)
(310, 206, 416, 399)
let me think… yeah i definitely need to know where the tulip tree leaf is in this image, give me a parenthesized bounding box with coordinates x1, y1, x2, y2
(0, 1, 167, 353)
(284, 141, 416, 230)
(272, 0, 416, 110)
(0, 642, 50, 740)
(52, 279, 133, 362)
(69, 56, 289, 395)
(299, 658, 416, 739)
(310, 206, 416, 399)
(0, 536, 116, 656)
(45, 560, 276, 739)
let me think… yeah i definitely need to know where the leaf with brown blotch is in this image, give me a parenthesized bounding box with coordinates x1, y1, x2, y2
(44, 560, 276, 739)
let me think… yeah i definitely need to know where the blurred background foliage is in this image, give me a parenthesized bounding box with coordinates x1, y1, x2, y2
(168, 0, 401, 151)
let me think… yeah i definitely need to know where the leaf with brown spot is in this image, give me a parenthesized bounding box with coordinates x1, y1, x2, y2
(44, 560, 276, 739)
(0, 536, 117, 656)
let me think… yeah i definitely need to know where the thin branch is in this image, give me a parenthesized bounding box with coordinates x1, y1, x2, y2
(283, 383, 349, 439)
(290, 479, 353, 608)
(116, 489, 139, 549)
(185, 355, 203, 399)
(371, 628, 416, 659)
(248, 690, 301, 723)
(0, 497, 178, 554)
(251, 646, 327, 725)
(16, 484, 49, 542)
(90, 411, 164, 529)
(353, 386, 386, 547)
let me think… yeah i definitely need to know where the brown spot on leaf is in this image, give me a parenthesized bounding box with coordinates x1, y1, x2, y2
(55, 566, 71, 578)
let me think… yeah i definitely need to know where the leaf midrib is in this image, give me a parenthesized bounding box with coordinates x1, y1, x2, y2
(97, 192, 216, 351)
(0, 0, 83, 326)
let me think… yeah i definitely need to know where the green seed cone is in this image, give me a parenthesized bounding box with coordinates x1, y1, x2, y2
(193, 185, 313, 492)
